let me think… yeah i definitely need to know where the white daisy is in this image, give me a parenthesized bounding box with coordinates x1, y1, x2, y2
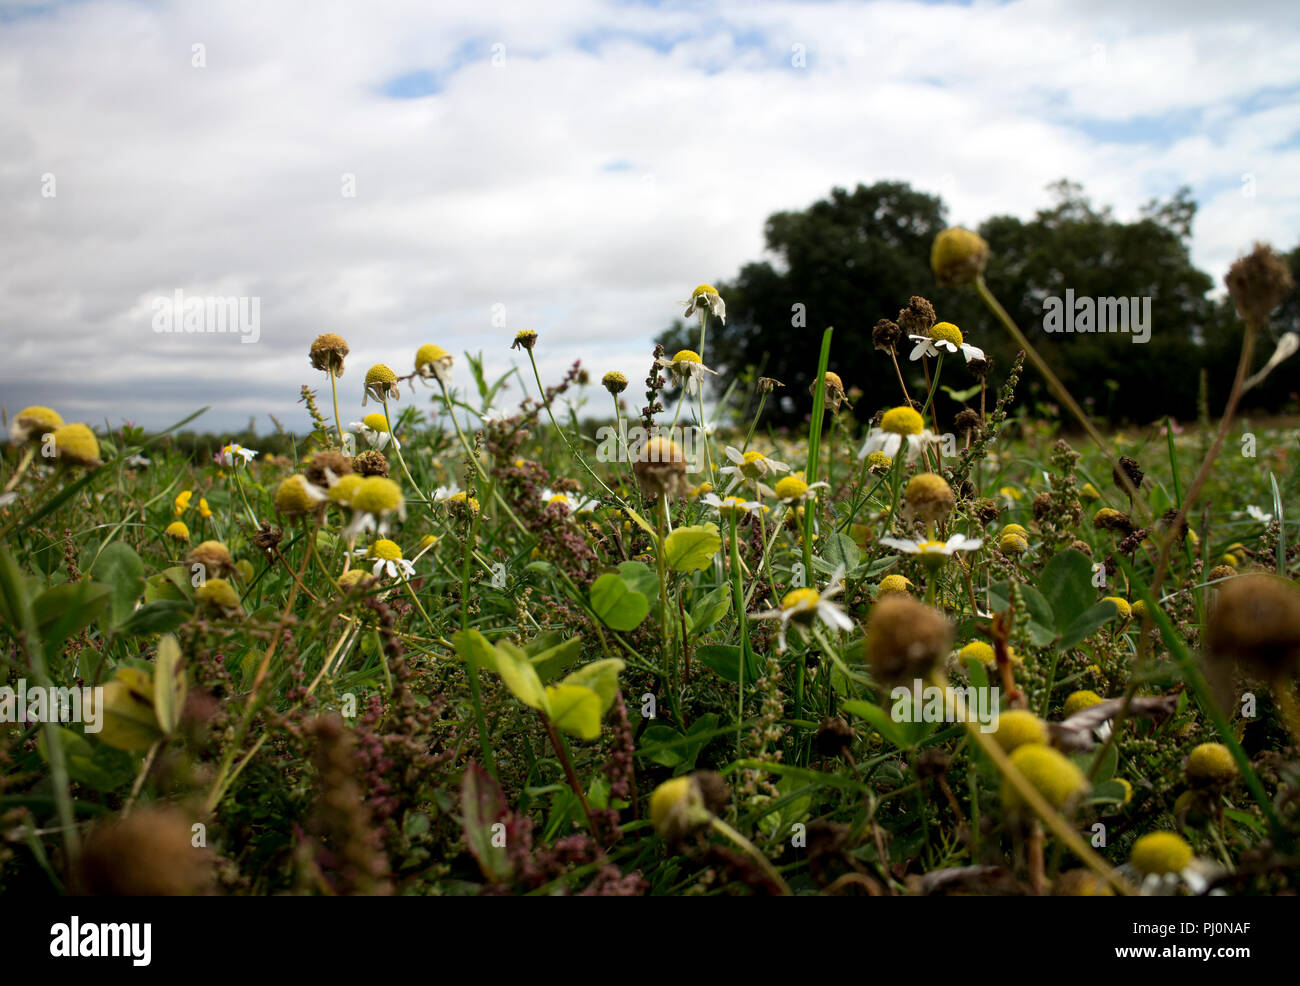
(349, 414, 400, 452)
(718, 446, 790, 492)
(880, 534, 984, 562)
(1246, 505, 1274, 525)
(680, 283, 726, 323)
(216, 443, 258, 468)
(749, 565, 853, 652)
(356, 539, 417, 581)
(655, 349, 718, 396)
(907, 321, 985, 364)
(701, 493, 762, 517)
(540, 489, 599, 515)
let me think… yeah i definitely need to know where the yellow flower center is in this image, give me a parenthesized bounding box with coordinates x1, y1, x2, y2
(774, 475, 808, 501)
(930, 321, 963, 346)
(415, 344, 449, 367)
(742, 450, 765, 464)
(880, 406, 924, 436)
(866, 451, 892, 469)
(362, 413, 390, 433)
(781, 587, 820, 610)
(365, 363, 397, 384)
(692, 284, 717, 299)
(329, 474, 363, 504)
(369, 539, 403, 561)
(672, 349, 702, 365)
(351, 477, 403, 514)
(547, 494, 570, 508)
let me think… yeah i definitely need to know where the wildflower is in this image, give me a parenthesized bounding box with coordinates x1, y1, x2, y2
(680, 283, 725, 323)
(541, 490, 599, 515)
(1207, 565, 1236, 583)
(865, 450, 892, 472)
(337, 569, 376, 592)
(1130, 832, 1192, 876)
(879, 533, 983, 568)
(701, 493, 761, 518)
(812, 371, 852, 413)
(1112, 455, 1144, 496)
(931, 227, 990, 287)
(344, 476, 406, 538)
(902, 472, 955, 525)
(871, 318, 902, 354)
(993, 709, 1048, 754)
(174, 490, 194, 515)
(9, 405, 63, 444)
(52, 424, 102, 468)
(164, 521, 189, 542)
(771, 472, 828, 506)
(309, 333, 350, 376)
(274, 474, 327, 517)
(897, 296, 937, 337)
(194, 577, 242, 614)
(858, 405, 939, 462)
(958, 641, 994, 665)
(998, 530, 1030, 555)
(1080, 482, 1101, 500)
(1185, 743, 1237, 788)
(217, 443, 258, 468)
(186, 540, 236, 579)
(692, 481, 714, 498)
(655, 349, 718, 396)
(415, 344, 454, 385)
(198, 497, 212, 518)
(863, 595, 952, 688)
(757, 376, 784, 393)
(329, 473, 364, 506)
(877, 574, 912, 597)
(1002, 744, 1089, 812)
(350, 413, 399, 451)
(352, 449, 390, 478)
(719, 446, 790, 491)
(1246, 505, 1274, 525)
(1224, 242, 1294, 328)
(908, 321, 985, 364)
(750, 566, 852, 652)
(650, 775, 711, 840)
(1102, 596, 1132, 621)
(359, 539, 416, 581)
(1092, 506, 1134, 534)
(362, 363, 400, 405)
(1064, 690, 1104, 718)
(511, 330, 538, 352)
(633, 435, 690, 499)
(304, 451, 353, 489)
(441, 490, 480, 515)
(602, 371, 628, 395)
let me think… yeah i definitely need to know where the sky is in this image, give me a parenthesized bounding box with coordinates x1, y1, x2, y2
(2, 0, 1298, 434)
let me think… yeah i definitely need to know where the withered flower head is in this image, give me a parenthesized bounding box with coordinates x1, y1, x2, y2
(757, 376, 785, 394)
(1112, 455, 1144, 495)
(812, 371, 852, 413)
(305, 450, 352, 489)
(1225, 243, 1294, 328)
(1205, 573, 1300, 680)
(309, 333, 350, 377)
(863, 595, 953, 688)
(872, 318, 902, 354)
(352, 449, 390, 477)
(77, 806, 215, 896)
(897, 296, 937, 337)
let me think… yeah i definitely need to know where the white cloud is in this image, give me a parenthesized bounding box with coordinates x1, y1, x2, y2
(0, 0, 1296, 430)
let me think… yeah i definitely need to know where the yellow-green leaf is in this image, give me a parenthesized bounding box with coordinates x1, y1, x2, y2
(561, 658, 625, 714)
(152, 634, 186, 735)
(494, 640, 547, 712)
(545, 684, 602, 740)
(664, 523, 721, 572)
(452, 628, 500, 674)
(92, 677, 163, 751)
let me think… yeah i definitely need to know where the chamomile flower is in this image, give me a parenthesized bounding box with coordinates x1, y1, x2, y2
(655, 350, 718, 396)
(164, 521, 190, 542)
(432, 483, 463, 503)
(1246, 505, 1274, 525)
(342, 476, 406, 539)
(701, 493, 762, 517)
(858, 406, 939, 463)
(9, 405, 63, 444)
(362, 363, 400, 405)
(541, 489, 599, 515)
(771, 472, 828, 505)
(350, 413, 400, 451)
(719, 446, 791, 492)
(908, 321, 985, 363)
(680, 283, 726, 323)
(415, 344, 454, 385)
(880, 534, 984, 567)
(357, 539, 416, 581)
(217, 443, 258, 468)
(750, 566, 852, 652)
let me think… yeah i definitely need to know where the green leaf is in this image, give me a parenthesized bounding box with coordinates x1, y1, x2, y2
(1040, 549, 1094, 633)
(544, 683, 603, 740)
(842, 699, 910, 749)
(941, 383, 982, 402)
(452, 628, 500, 675)
(1086, 779, 1128, 805)
(1059, 600, 1122, 650)
(589, 572, 649, 631)
(989, 581, 1056, 647)
(664, 523, 722, 572)
(639, 725, 686, 767)
(493, 641, 548, 712)
(820, 531, 860, 572)
(91, 674, 163, 751)
(460, 762, 513, 883)
(526, 633, 584, 681)
(696, 643, 743, 683)
(38, 727, 135, 793)
(152, 634, 186, 735)
(117, 599, 190, 635)
(616, 560, 659, 600)
(91, 542, 144, 629)
(688, 584, 731, 638)
(560, 658, 624, 713)
(1087, 739, 1119, 784)
(33, 582, 112, 659)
